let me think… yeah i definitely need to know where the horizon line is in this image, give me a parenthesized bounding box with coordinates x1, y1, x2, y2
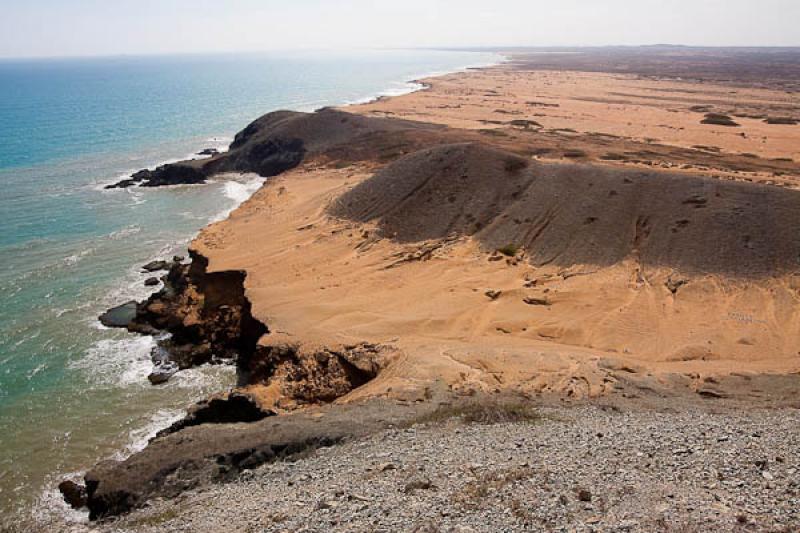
(2, 43, 800, 62)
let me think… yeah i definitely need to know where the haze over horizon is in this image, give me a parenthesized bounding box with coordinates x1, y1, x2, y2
(1, 0, 799, 59)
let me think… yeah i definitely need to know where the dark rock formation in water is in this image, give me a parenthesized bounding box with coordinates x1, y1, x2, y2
(98, 301, 138, 328)
(141, 260, 169, 272)
(100, 252, 269, 382)
(104, 108, 442, 188)
(106, 163, 207, 189)
(58, 480, 87, 509)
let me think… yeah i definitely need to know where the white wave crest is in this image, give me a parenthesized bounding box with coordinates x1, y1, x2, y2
(74, 335, 157, 387)
(210, 174, 265, 222)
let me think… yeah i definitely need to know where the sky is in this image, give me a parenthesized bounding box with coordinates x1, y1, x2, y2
(1, 0, 798, 58)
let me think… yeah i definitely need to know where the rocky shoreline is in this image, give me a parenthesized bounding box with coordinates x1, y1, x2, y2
(98, 253, 267, 386)
(103, 111, 312, 189)
(68, 248, 392, 519)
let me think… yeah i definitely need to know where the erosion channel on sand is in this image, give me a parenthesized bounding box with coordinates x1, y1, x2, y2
(70, 49, 800, 530)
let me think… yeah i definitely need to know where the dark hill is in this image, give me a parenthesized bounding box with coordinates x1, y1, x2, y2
(330, 143, 800, 278)
(107, 109, 445, 188)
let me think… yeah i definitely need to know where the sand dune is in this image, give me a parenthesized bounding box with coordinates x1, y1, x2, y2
(194, 144, 800, 404)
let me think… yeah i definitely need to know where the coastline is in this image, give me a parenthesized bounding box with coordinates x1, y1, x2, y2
(13, 52, 508, 530)
(28, 48, 800, 531)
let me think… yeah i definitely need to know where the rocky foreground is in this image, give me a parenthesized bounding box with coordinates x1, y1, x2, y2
(80, 402, 799, 533)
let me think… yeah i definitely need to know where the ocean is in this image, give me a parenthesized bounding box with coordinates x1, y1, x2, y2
(0, 49, 501, 525)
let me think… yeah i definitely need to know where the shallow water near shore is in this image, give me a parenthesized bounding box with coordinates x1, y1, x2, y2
(0, 49, 501, 525)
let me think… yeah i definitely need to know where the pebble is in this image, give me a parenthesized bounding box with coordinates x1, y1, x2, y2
(70, 406, 800, 532)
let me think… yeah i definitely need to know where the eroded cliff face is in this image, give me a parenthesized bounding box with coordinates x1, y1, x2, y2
(80, 250, 386, 518)
(240, 340, 386, 411)
(124, 250, 385, 402)
(120, 252, 268, 384)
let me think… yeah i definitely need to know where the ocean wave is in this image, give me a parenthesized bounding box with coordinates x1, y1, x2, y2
(107, 225, 142, 240)
(62, 247, 94, 267)
(74, 335, 157, 387)
(53, 300, 92, 318)
(31, 406, 184, 526)
(210, 174, 265, 222)
(115, 408, 185, 459)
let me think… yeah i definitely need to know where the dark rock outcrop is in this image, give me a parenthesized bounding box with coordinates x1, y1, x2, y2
(58, 480, 87, 509)
(106, 163, 207, 189)
(159, 392, 273, 436)
(82, 395, 444, 520)
(99, 252, 268, 382)
(105, 108, 444, 189)
(147, 363, 177, 385)
(98, 301, 138, 328)
(142, 260, 169, 272)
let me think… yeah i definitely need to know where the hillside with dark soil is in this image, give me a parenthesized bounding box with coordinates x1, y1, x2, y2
(332, 142, 800, 277)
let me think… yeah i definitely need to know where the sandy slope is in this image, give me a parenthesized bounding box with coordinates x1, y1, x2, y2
(193, 156, 800, 404)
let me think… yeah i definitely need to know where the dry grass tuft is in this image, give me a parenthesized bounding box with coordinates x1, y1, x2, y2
(496, 243, 521, 257)
(407, 399, 543, 427)
(453, 466, 535, 509)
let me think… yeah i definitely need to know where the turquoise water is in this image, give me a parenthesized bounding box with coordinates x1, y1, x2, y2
(0, 49, 500, 525)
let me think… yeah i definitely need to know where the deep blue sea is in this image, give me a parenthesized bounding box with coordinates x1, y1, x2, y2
(0, 49, 500, 525)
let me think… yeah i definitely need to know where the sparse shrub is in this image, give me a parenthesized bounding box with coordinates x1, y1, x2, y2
(600, 152, 627, 161)
(504, 157, 527, 173)
(764, 117, 798, 125)
(407, 399, 542, 427)
(479, 129, 509, 137)
(497, 243, 520, 257)
(692, 145, 721, 153)
(508, 119, 542, 129)
(453, 466, 535, 509)
(700, 113, 740, 127)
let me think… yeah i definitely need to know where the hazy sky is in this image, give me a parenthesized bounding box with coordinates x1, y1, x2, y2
(1, 0, 798, 58)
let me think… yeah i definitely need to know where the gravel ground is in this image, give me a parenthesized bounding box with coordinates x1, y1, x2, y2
(83, 404, 800, 533)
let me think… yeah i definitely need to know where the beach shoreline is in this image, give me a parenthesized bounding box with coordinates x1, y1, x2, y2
(0, 50, 507, 531)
